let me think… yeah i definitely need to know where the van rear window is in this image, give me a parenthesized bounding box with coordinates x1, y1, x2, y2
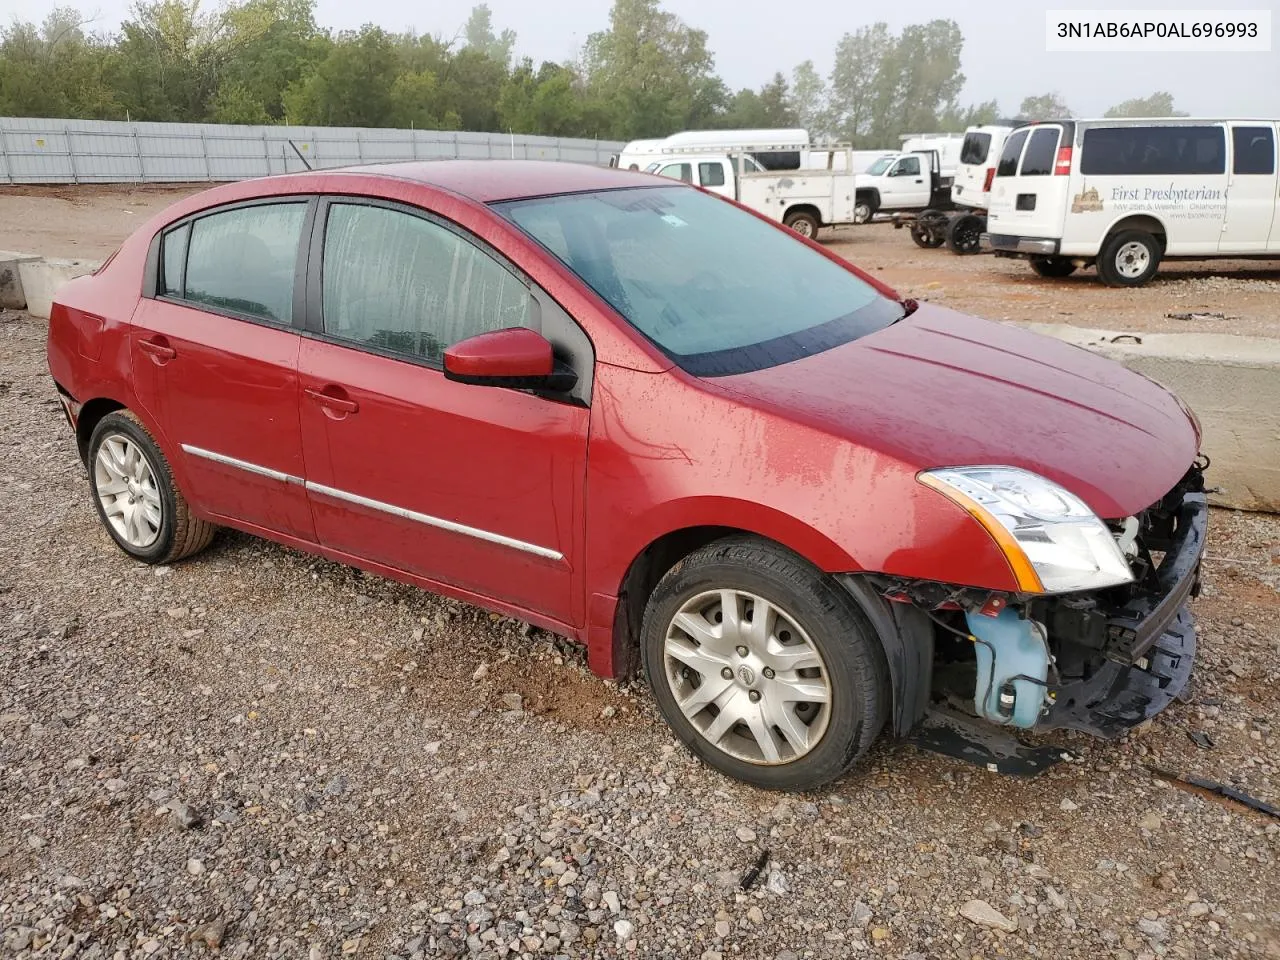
(1080, 125, 1225, 176)
(1020, 127, 1061, 176)
(960, 133, 992, 165)
(995, 129, 1029, 177)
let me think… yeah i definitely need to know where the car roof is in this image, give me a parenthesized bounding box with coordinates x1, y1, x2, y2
(329, 160, 665, 203)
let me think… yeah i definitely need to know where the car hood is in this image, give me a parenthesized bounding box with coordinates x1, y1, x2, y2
(714, 303, 1198, 519)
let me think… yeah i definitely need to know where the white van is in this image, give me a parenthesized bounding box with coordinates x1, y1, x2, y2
(985, 118, 1280, 285)
(618, 128, 811, 174)
(939, 124, 1016, 254)
(614, 139, 668, 172)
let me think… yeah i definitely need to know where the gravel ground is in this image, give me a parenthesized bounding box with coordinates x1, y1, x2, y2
(2, 300, 1279, 960)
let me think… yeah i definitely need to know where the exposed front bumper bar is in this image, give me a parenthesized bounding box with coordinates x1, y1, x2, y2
(982, 233, 1059, 255)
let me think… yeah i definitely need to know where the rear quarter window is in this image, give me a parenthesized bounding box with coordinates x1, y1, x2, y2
(960, 132, 992, 165)
(1080, 125, 1226, 176)
(996, 129, 1029, 177)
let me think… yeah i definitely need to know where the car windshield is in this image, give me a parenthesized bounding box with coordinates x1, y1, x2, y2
(496, 186, 899, 376)
(865, 156, 894, 175)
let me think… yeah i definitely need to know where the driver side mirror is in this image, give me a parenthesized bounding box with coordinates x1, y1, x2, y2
(443, 327, 577, 392)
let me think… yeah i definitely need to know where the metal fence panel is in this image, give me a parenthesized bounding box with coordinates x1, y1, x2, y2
(0, 117, 625, 183)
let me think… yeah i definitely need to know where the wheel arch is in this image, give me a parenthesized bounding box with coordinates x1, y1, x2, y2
(1101, 213, 1168, 251)
(854, 187, 880, 211)
(783, 203, 823, 227)
(75, 397, 127, 464)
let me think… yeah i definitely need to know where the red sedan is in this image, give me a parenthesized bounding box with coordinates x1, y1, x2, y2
(47, 161, 1207, 789)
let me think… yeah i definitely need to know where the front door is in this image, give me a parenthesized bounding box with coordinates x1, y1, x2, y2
(297, 199, 589, 623)
(1222, 123, 1278, 252)
(880, 155, 930, 208)
(129, 198, 315, 540)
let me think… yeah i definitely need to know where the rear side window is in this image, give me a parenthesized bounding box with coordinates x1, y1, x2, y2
(178, 203, 307, 323)
(699, 162, 726, 187)
(1019, 128, 1061, 176)
(1080, 125, 1226, 176)
(161, 224, 189, 297)
(1233, 126, 1275, 175)
(996, 129, 1029, 177)
(960, 132, 992, 165)
(320, 203, 530, 364)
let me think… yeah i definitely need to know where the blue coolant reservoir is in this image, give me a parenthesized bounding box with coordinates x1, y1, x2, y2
(965, 607, 1050, 728)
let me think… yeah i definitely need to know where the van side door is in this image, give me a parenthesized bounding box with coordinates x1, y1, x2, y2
(1222, 123, 1277, 252)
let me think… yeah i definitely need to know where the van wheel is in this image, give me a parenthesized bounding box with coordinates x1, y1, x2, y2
(1030, 257, 1078, 278)
(784, 210, 820, 239)
(640, 537, 889, 791)
(1097, 230, 1161, 286)
(87, 411, 217, 564)
(945, 214, 984, 254)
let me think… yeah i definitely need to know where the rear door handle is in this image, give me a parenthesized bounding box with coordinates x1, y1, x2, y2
(304, 387, 359, 415)
(138, 337, 176, 363)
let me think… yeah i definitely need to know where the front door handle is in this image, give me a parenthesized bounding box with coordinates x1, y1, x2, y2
(304, 386, 359, 416)
(138, 337, 176, 363)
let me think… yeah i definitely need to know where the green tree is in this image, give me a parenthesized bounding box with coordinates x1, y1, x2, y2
(1017, 92, 1072, 120)
(788, 60, 828, 137)
(581, 0, 720, 139)
(827, 23, 890, 144)
(283, 26, 399, 127)
(0, 10, 120, 118)
(498, 59, 584, 135)
(462, 3, 515, 66)
(216, 0, 326, 123)
(938, 98, 1002, 132)
(1104, 91, 1187, 118)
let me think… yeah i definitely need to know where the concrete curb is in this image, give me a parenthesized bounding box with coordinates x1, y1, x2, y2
(16, 256, 99, 319)
(0, 250, 41, 310)
(1019, 323, 1280, 513)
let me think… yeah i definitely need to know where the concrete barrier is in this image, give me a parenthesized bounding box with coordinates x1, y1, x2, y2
(1021, 323, 1280, 513)
(17, 256, 99, 319)
(0, 250, 39, 309)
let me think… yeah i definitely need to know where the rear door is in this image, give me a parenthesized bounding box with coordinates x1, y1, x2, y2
(952, 130, 1000, 209)
(987, 124, 1072, 241)
(1222, 123, 1278, 252)
(130, 198, 315, 540)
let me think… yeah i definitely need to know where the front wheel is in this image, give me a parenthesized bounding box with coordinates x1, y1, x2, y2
(783, 210, 820, 240)
(641, 538, 889, 791)
(87, 411, 217, 564)
(852, 199, 874, 224)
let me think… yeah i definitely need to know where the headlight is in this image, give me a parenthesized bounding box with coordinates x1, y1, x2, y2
(919, 466, 1134, 594)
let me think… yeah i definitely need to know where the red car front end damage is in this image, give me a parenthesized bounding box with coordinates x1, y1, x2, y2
(47, 162, 1207, 789)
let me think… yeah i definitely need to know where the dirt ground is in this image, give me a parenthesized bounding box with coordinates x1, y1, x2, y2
(3, 182, 1279, 338)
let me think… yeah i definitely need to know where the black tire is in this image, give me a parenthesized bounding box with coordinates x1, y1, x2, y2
(910, 210, 947, 248)
(640, 537, 890, 791)
(853, 197, 876, 224)
(1030, 256, 1078, 278)
(87, 411, 217, 564)
(783, 210, 820, 240)
(1096, 229, 1161, 287)
(945, 213, 984, 255)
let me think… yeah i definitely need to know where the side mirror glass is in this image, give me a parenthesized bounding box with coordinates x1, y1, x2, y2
(443, 327, 577, 392)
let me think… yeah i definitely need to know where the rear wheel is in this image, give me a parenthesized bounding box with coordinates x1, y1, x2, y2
(1030, 256, 1078, 278)
(910, 209, 947, 248)
(87, 411, 217, 564)
(853, 198, 875, 224)
(1096, 230, 1161, 287)
(783, 210, 820, 240)
(945, 213, 984, 255)
(641, 537, 889, 791)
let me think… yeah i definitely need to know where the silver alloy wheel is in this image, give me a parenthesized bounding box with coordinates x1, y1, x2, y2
(94, 433, 162, 548)
(663, 589, 832, 765)
(1115, 240, 1151, 279)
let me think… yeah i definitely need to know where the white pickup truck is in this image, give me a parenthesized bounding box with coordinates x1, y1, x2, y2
(649, 145, 862, 239)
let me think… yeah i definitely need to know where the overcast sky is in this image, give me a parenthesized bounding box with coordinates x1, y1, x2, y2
(14, 0, 1280, 118)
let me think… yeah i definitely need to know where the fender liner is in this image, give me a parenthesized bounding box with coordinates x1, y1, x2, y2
(837, 574, 933, 737)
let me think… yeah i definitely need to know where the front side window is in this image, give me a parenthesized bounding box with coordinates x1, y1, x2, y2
(960, 132, 992, 165)
(1080, 125, 1226, 176)
(321, 203, 530, 364)
(497, 186, 901, 376)
(177, 203, 307, 323)
(1233, 126, 1275, 175)
(1019, 127, 1061, 177)
(699, 162, 726, 187)
(866, 156, 894, 175)
(658, 163, 693, 183)
(996, 129, 1030, 177)
(894, 156, 921, 177)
